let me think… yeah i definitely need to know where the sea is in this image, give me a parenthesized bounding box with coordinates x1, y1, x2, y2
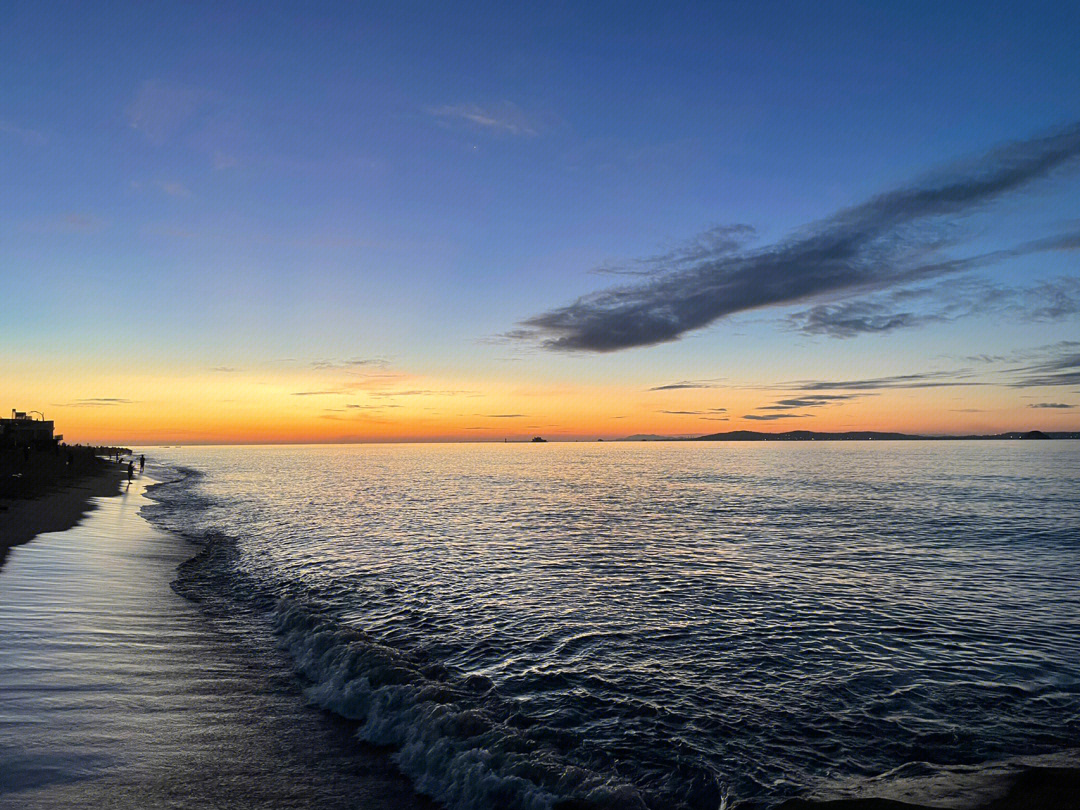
(137, 441, 1080, 810)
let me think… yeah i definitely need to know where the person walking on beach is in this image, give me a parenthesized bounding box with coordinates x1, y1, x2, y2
(139, 454, 145, 472)
(127, 461, 134, 482)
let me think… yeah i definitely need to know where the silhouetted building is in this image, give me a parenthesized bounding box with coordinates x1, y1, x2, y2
(1, 411, 55, 446)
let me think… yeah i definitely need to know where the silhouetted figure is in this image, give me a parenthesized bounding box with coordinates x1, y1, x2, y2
(139, 454, 145, 472)
(127, 461, 134, 482)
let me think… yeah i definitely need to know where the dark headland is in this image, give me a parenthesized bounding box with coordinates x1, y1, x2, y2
(622, 430, 1077, 442)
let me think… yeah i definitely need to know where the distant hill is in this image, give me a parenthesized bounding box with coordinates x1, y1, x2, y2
(691, 429, 1075, 441)
(616, 429, 1078, 442)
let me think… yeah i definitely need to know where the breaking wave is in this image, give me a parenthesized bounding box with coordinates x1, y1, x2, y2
(145, 471, 671, 810)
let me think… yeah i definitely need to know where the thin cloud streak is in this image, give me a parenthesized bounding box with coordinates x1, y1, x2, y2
(790, 268, 1080, 338)
(791, 370, 984, 391)
(428, 102, 538, 136)
(648, 379, 724, 391)
(518, 121, 1080, 351)
(758, 394, 864, 410)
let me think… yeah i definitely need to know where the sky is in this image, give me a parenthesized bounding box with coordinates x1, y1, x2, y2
(2, 1, 1079, 444)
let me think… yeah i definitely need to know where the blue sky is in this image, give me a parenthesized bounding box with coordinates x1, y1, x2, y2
(2, 1, 1079, 441)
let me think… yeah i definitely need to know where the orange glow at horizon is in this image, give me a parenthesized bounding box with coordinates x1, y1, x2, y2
(4, 358, 1075, 445)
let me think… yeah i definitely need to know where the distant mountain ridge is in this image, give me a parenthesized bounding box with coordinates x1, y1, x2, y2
(619, 430, 1079, 441)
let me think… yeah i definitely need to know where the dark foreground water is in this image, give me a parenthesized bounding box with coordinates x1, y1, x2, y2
(138, 442, 1080, 809)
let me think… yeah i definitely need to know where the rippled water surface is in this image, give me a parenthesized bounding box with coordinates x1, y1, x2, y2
(142, 442, 1080, 809)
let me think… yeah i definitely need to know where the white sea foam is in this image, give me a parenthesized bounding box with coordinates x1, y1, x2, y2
(272, 598, 647, 810)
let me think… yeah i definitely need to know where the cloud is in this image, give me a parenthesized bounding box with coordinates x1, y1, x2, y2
(23, 213, 108, 234)
(648, 379, 725, 390)
(1010, 349, 1080, 388)
(369, 389, 480, 399)
(291, 389, 347, 396)
(310, 358, 391, 370)
(0, 120, 46, 145)
(658, 407, 727, 415)
(56, 398, 136, 407)
(210, 366, 239, 372)
(428, 102, 538, 136)
(479, 413, 527, 418)
(1029, 402, 1075, 409)
(125, 80, 208, 143)
(157, 181, 191, 197)
(757, 394, 864, 410)
(790, 273, 1080, 338)
(517, 121, 1080, 351)
(791, 369, 984, 391)
(790, 302, 938, 337)
(962, 340, 1080, 366)
(595, 225, 756, 276)
(743, 413, 814, 421)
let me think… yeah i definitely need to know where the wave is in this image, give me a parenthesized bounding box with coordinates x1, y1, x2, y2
(143, 464, 668, 810)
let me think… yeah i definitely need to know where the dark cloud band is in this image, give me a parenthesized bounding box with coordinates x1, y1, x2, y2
(519, 122, 1080, 352)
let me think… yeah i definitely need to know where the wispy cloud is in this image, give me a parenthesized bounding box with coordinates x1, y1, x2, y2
(210, 366, 239, 373)
(517, 121, 1080, 351)
(125, 79, 208, 144)
(657, 407, 727, 415)
(479, 413, 527, 418)
(757, 394, 864, 410)
(1029, 402, 1075, 409)
(428, 102, 538, 136)
(291, 389, 347, 396)
(23, 213, 109, 234)
(790, 369, 983, 391)
(0, 120, 46, 145)
(648, 379, 725, 391)
(310, 358, 391, 370)
(55, 398, 137, 407)
(789, 273, 1080, 338)
(595, 225, 756, 276)
(1010, 349, 1080, 388)
(369, 389, 481, 399)
(157, 180, 191, 197)
(743, 413, 814, 421)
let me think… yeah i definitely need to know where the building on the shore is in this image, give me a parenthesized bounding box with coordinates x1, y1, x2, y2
(1, 411, 56, 446)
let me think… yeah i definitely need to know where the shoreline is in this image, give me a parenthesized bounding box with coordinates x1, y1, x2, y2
(0, 472, 431, 809)
(0, 466, 125, 566)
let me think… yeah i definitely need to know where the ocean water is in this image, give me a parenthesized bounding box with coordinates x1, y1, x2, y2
(140, 442, 1080, 809)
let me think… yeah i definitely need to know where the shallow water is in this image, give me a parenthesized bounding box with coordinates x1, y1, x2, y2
(0, 477, 429, 810)
(140, 441, 1080, 809)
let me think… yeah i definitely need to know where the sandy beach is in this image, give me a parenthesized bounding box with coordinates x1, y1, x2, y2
(0, 474, 431, 810)
(0, 466, 124, 565)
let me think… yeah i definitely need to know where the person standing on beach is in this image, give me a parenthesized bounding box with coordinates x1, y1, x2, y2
(127, 461, 134, 482)
(139, 454, 145, 472)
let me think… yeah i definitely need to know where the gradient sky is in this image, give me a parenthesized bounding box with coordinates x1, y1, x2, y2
(3, 1, 1079, 443)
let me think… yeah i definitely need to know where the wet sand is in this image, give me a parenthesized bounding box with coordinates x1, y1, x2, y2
(0, 467, 124, 568)
(0, 476, 431, 809)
